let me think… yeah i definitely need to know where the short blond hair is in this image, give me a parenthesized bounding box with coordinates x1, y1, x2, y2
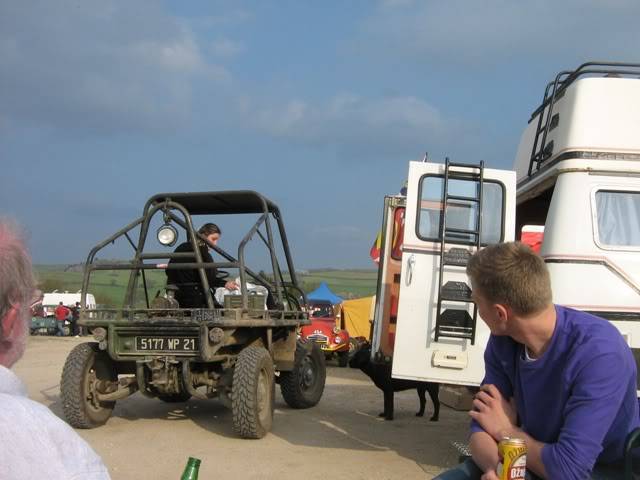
(466, 242, 552, 316)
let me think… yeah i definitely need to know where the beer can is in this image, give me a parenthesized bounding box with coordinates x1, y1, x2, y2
(497, 437, 526, 480)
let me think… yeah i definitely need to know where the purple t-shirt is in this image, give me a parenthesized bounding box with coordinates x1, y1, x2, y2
(471, 306, 639, 479)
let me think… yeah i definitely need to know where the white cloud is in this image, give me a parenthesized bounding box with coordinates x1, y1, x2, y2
(0, 0, 230, 132)
(210, 38, 245, 58)
(240, 93, 453, 157)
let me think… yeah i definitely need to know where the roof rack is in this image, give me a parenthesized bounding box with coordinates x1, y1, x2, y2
(528, 61, 640, 177)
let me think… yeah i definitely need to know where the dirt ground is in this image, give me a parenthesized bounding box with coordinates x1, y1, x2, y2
(13, 336, 471, 480)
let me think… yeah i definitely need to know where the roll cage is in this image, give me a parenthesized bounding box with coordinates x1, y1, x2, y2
(80, 190, 306, 319)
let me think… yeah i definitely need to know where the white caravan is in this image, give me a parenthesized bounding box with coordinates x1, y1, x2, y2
(42, 290, 97, 317)
(372, 62, 640, 389)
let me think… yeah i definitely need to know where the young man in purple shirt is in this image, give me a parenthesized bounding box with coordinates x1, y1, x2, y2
(435, 242, 639, 480)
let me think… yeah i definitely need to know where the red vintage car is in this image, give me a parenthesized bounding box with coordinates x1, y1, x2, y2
(300, 299, 350, 367)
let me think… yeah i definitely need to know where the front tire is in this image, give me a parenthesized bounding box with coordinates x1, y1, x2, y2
(232, 346, 275, 439)
(61, 342, 117, 428)
(280, 340, 326, 408)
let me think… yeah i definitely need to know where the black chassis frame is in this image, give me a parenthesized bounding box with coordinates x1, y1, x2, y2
(78, 190, 309, 368)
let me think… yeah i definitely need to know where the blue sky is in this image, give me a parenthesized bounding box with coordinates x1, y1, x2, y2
(2, 0, 640, 269)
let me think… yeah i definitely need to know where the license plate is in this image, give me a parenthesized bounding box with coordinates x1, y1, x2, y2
(135, 337, 198, 352)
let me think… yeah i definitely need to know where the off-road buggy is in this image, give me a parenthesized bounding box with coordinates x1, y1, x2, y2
(60, 191, 326, 439)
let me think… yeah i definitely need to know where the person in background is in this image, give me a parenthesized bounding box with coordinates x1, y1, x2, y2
(0, 219, 110, 479)
(54, 301, 70, 337)
(70, 301, 81, 336)
(435, 242, 638, 480)
(166, 223, 238, 308)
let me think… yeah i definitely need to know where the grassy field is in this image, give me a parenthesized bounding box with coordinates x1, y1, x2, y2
(299, 269, 378, 299)
(34, 265, 378, 306)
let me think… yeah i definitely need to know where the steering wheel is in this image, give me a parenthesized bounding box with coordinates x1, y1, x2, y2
(216, 270, 229, 281)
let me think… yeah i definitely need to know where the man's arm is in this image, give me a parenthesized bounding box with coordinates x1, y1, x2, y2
(499, 427, 548, 478)
(468, 338, 516, 476)
(469, 431, 500, 473)
(469, 385, 541, 476)
(475, 351, 631, 480)
(540, 350, 631, 479)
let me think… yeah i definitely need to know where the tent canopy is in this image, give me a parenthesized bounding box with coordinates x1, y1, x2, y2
(307, 282, 343, 304)
(341, 296, 374, 339)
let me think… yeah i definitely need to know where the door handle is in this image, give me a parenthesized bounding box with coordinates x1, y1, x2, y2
(406, 255, 415, 286)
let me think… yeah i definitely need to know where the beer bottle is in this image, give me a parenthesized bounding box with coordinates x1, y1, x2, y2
(180, 457, 201, 480)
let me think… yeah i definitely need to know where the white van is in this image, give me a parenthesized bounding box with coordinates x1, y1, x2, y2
(372, 62, 640, 390)
(42, 290, 97, 317)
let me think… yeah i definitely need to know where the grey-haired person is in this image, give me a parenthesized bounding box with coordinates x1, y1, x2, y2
(0, 220, 110, 479)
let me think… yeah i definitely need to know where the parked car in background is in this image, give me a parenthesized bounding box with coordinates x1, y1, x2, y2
(300, 299, 351, 367)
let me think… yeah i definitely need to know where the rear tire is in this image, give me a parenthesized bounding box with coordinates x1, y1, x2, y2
(232, 346, 275, 439)
(61, 342, 117, 428)
(280, 340, 326, 408)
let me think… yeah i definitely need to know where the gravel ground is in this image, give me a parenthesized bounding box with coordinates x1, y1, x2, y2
(12, 336, 470, 480)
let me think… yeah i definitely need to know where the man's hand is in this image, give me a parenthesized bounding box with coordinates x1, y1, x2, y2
(469, 384, 517, 441)
(224, 280, 239, 291)
(481, 470, 500, 480)
(469, 431, 500, 478)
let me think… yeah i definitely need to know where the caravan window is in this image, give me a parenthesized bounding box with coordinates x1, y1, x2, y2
(416, 176, 504, 245)
(595, 190, 640, 247)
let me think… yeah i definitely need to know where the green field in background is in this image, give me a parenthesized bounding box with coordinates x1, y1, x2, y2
(34, 266, 378, 305)
(300, 270, 378, 299)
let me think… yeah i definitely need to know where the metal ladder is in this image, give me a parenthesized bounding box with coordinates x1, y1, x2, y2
(433, 159, 485, 345)
(528, 80, 562, 176)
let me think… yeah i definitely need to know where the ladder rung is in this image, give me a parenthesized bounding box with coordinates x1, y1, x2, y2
(437, 326, 473, 334)
(445, 227, 479, 236)
(439, 294, 474, 303)
(440, 281, 473, 302)
(447, 162, 483, 169)
(446, 195, 480, 203)
(442, 248, 472, 266)
(436, 329, 474, 339)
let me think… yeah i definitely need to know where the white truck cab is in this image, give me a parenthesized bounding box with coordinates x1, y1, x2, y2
(42, 290, 97, 316)
(373, 62, 640, 389)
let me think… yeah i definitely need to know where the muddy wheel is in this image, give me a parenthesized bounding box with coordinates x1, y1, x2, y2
(61, 342, 117, 428)
(280, 340, 326, 408)
(231, 346, 275, 439)
(338, 350, 349, 368)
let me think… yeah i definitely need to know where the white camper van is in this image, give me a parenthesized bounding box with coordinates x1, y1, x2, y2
(372, 62, 640, 390)
(42, 290, 97, 317)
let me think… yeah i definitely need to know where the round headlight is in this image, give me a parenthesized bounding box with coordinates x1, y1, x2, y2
(332, 326, 341, 334)
(157, 224, 178, 246)
(93, 327, 107, 342)
(334, 336, 343, 344)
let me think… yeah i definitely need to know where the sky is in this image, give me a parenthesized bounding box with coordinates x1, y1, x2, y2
(2, 0, 640, 269)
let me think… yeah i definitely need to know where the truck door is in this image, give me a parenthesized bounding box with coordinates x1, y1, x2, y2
(391, 160, 516, 386)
